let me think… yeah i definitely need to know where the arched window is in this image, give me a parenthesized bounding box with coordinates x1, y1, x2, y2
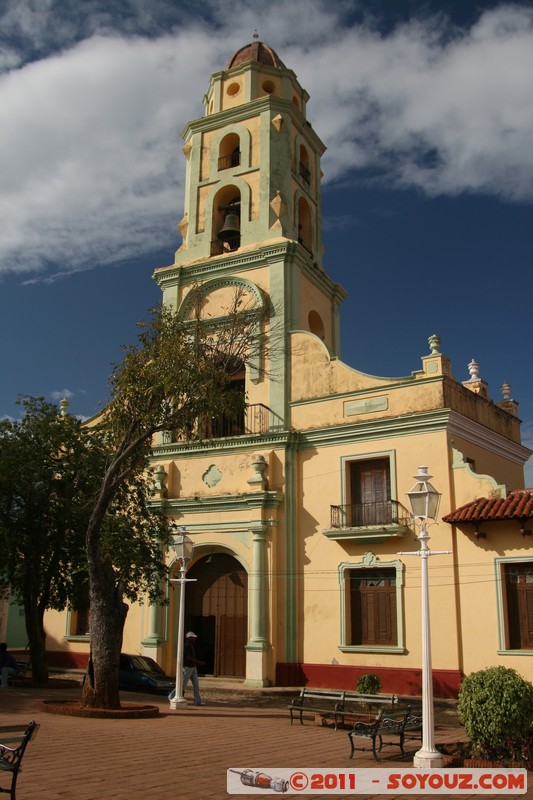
(297, 196, 313, 254)
(299, 144, 311, 186)
(218, 133, 241, 171)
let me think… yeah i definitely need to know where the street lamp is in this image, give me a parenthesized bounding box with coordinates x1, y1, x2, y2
(399, 466, 450, 769)
(169, 528, 195, 710)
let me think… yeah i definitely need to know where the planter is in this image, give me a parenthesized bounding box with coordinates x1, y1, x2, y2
(36, 700, 159, 719)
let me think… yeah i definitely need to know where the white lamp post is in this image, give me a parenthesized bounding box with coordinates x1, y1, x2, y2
(169, 528, 195, 710)
(399, 467, 450, 769)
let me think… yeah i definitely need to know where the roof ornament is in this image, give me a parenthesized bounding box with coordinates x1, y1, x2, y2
(253, 29, 259, 40)
(428, 334, 441, 355)
(501, 381, 512, 401)
(467, 357, 480, 381)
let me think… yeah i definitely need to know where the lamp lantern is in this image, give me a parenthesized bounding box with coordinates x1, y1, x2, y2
(406, 466, 441, 521)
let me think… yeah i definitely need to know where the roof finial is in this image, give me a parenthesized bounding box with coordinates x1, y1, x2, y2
(253, 29, 259, 40)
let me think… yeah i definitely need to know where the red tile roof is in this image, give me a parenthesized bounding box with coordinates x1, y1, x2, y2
(226, 42, 285, 70)
(443, 489, 533, 523)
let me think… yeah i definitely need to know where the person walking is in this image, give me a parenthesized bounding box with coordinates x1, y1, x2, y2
(183, 631, 204, 705)
(0, 643, 19, 689)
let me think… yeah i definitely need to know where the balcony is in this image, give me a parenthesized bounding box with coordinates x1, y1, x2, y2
(218, 151, 241, 170)
(204, 403, 271, 439)
(299, 161, 311, 185)
(324, 500, 411, 543)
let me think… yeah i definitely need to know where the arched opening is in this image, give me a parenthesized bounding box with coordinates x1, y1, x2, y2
(185, 553, 248, 677)
(218, 133, 240, 171)
(299, 144, 311, 186)
(212, 185, 241, 255)
(206, 357, 246, 438)
(308, 310, 325, 341)
(297, 196, 313, 254)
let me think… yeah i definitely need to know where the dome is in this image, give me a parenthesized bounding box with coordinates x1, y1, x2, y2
(226, 41, 285, 70)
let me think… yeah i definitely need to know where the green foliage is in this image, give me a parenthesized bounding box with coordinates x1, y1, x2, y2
(357, 673, 382, 694)
(458, 666, 533, 760)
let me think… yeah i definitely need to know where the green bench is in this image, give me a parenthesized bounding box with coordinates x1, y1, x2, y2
(348, 705, 412, 761)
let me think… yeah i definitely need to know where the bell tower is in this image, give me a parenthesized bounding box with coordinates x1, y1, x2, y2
(154, 40, 346, 428)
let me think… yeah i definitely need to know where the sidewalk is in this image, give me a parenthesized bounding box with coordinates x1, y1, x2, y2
(0, 681, 528, 800)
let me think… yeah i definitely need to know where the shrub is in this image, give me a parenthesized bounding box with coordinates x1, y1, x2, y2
(357, 673, 381, 694)
(458, 666, 533, 761)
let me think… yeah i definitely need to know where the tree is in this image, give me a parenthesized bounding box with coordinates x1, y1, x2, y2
(0, 398, 88, 682)
(81, 296, 267, 708)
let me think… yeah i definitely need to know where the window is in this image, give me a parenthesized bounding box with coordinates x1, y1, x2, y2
(349, 568, 397, 646)
(67, 580, 90, 638)
(349, 458, 391, 526)
(338, 553, 405, 653)
(503, 562, 533, 649)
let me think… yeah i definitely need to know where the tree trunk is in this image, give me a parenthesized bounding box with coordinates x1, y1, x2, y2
(24, 597, 48, 683)
(80, 558, 128, 708)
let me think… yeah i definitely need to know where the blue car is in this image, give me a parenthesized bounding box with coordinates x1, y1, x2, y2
(119, 654, 176, 694)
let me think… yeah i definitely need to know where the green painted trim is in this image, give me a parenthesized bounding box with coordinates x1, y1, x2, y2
(150, 431, 292, 459)
(297, 409, 452, 450)
(151, 491, 284, 516)
(284, 438, 298, 663)
(338, 646, 407, 655)
(496, 650, 533, 656)
(323, 526, 408, 543)
(494, 556, 533, 652)
(339, 450, 398, 505)
(338, 552, 405, 651)
(182, 95, 326, 155)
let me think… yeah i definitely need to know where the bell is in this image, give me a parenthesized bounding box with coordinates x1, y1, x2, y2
(217, 212, 240, 244)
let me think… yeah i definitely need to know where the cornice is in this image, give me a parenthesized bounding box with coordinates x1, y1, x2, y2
(154, 241, 346, 300)
(151, 491, 284, 517)
(297, 407, 531, 465)
(182, 96, 325, 154)
(446, 409, 531, 465)
(297, 409, 452, 449)
(150, 430, 296, 459)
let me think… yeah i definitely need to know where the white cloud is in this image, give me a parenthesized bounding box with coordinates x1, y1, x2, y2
(0, 1, 532, 281)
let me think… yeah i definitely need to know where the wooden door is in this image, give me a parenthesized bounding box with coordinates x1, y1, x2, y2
(186, 554, 248, 677)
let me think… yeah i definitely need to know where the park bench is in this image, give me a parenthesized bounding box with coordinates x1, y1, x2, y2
(288, 688, 345, 725)
(332, 691, 397, 730)
(0, 721, 39, 800)
(403, 709, 423, 742)
(348, 705, 411, 761)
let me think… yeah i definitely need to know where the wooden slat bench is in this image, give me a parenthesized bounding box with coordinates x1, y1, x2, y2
(348, 705, 411, 761)
(0, 721, 39, 800)
(333, 692, 398, 730)
(288, 689, 345, 725)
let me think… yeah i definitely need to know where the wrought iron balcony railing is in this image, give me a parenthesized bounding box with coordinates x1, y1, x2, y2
(218, 151, 241, 170)
(330, 500, 411, 529)
(204, 403, 270, 439)
(299, 161, 311, 185)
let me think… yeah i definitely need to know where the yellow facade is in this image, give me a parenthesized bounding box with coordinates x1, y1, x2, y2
(39, 41, 533, 696)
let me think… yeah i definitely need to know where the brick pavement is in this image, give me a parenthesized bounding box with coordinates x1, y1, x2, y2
(0, 683, 530, 800)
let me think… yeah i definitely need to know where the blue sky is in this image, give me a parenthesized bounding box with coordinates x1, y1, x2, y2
(1, 0, 532, 484)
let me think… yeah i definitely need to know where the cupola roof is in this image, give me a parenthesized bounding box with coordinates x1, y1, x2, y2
(226, 41, 285, 70)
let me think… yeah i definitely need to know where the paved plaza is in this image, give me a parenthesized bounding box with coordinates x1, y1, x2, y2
(0, 680, 530, 800)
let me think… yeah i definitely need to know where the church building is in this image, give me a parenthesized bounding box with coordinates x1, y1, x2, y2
(17, 41, 533, 696)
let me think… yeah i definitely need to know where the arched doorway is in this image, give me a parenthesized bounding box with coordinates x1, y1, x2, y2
(185, 553, 248, 677)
